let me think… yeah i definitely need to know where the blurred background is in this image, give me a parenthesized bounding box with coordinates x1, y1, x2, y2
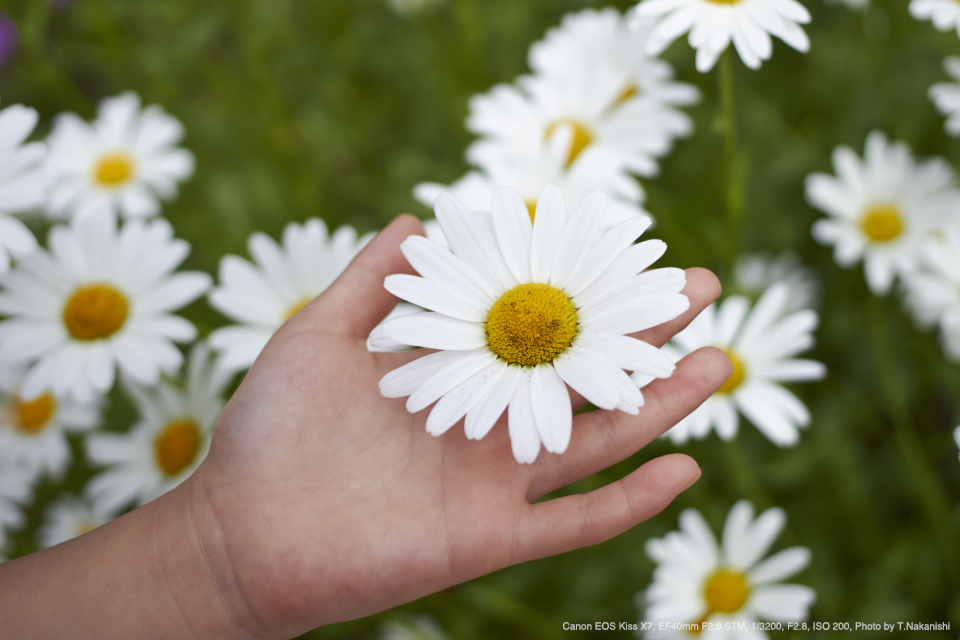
(1, 0, 959, 637)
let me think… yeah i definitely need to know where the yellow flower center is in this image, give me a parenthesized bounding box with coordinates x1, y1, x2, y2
(153, 418, 202, 477)
(859, 204, 904, 243)
(93, 152, 135, 187)
(485, 283, 578, 366)
(614, 85, 638, 105)
(524, 199, 537, 223)
(284, 296, 314, 321)
(703, 568, 751, 614)
(11, 393, 56, 435)
(704, 0, 743, 4)
(74, 521, 98, 537)
(544, 119, 594, 168)
(62, 284, 129, 341)
(717, 349, 746, 394)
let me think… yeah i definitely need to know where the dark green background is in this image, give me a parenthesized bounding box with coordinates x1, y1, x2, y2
(1, 0, 959, 637)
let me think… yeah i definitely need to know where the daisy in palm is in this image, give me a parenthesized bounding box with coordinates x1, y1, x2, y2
(208, 219, 374, 372)
(910, 0, 960, 37)
(806, 131, 960, 295)
(37, 495, 110, 548)
(650, 283, 824, 447)
(929, 57, 960, 136)
(374, 185, 687, 464)
(0, 211, 211, 402)
(641, 501, 815, 638)
(902, 225, 960, 361)
(86, 343, 228, 514)
(44, 92, 194, 221)
(0, 100, 48, 273)
(0, 365, 100, 480)
(631, 0, 811, 73)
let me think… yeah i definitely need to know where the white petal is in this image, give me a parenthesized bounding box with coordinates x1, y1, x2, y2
(530, 364, 572, 454)
(508, 370, 541, 464)
(380, 312, 487, 350)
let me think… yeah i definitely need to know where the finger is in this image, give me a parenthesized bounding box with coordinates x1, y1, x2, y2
(526, 346, 731, 501)
(513, 453, 700, 562)
(296, 214, 424, 340)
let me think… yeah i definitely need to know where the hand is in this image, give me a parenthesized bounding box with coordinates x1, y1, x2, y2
(0, 214, 730, 640)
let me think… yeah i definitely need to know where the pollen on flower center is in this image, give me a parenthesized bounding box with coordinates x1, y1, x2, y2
(524, 198, 537, 223)
(544, 119, 594, 168)
(284, 296, 314, 321)
(485, 283, 578, 366)
(860, 204, 904, 242)
(718, 349, 747, 394)
(93, 152, 135, 187)
(703, 568, 751, 613)
(153, 418, 202, 477)
(63, 284, 129, 341)
(12, 393, 56, 435)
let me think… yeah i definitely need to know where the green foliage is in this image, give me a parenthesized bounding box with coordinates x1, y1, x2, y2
(1, 0, 958, 637)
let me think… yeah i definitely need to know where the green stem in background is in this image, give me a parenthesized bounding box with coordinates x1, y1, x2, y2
(717, 48, 743, 260)
(723, 437, 773, 509)
(867, 297, 960, 590)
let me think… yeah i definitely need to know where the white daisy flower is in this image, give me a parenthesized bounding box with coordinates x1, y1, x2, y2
(806, 131, 959, 295)
(0, 100, 48, 273)
(37, 494, 110, 548)
(641, 501, 815, 638)
(732, 252, 819, 314)
(631, 0, 811, 73)
(373, 186, 688, 464)
(379, 613, 448, 640)
(0, 365, 100, 479)
(902, 226, 960, 361)
(652, 283, 825, 447)
(85, 343, 227, 514)
(208, 219, 373, 372)
(467, 12, 698, 183)
(929, 57, 960, 136)
(910, 0, 960, 37)
(0, 211, 211, 402)
(0, 461, 31, 554)
(44, 91, 194, 221)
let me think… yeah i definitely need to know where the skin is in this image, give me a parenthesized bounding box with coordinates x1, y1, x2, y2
(0, 215, 730, 639)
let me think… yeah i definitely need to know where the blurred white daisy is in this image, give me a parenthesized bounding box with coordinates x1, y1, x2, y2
(910, 0, 960, 37)
(467, 13, 697, 183)
(806, 131, 959, 295)
(0, 462, 30, 554)
(732, 252, 820, 314)
(374, 186, 686, 464)
(379, 613, 448, 640)
(37, 494, 110, 548)
(929, 57, 960, 136)
(0, 212, 211, 401)
(387, 0, 443, 17)
(631, 0, 811, 73)
(651, 283, 825, 447)
(641, 501, 815, 638)
(902, 226, 960, 361)
(44, 92, 194, 221)
(86, 344, 227, 514)
(208, 219, 373, 372)
(0, 366, 100, 479)
(0, 100, 48, 273)
(415, 136, 649, 232)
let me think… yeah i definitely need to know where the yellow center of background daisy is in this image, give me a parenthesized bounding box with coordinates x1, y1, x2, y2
(284, 296, 314, 321)
(859, 204, 904, 242)
(544, 119, 594, 168)
(613, 85, 638, 105)
(154, 418, 202, 477)
(94, 152, 135, 187)
(63, 284, 130, 341)
(705, 0, 743, 4)
(718, 349, 747, 394)
(74, 521, 98, 537)
(486, 283, 578, 366)
(13, 393, 56, 435)
(524, 199, 538, 222)
(703, 568, 751, 613)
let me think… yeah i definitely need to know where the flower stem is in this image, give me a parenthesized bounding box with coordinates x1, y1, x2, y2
(867, 297, 960, 590)
(718, 49, 743, 258)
